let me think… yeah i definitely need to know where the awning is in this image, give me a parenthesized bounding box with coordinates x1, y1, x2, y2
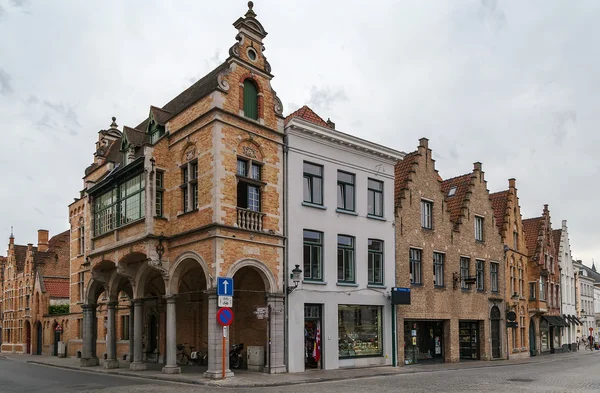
(562, 314, 573, 325)
(571, 316, 583, 326)
(542, 316, 569, 327)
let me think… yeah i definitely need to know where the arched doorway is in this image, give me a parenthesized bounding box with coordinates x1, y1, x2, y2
(529, 318, 536, 356)
(138, 266, 166, 363)
(24, 321, 31, 354)
(35, 321, 42, 355)
(52, 322, 61, 356)
(490, 306, 501, 358)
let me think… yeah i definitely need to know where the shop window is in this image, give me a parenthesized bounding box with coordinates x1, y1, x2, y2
(303, 162, 323, 205)
(433, 252, 444, 287)
(368, 239, 383, 285)
(403, 321, 444, 365)
(338, 305, 382, 358)
(367, 179, 383, 217)
(243, 79, 259, 120)
(337, 235, 355, 283)
(409, 248, 422, 285)
(476, 260, 485, 291)
(337, 171, 355, 212)
(303, 230, 323, 281)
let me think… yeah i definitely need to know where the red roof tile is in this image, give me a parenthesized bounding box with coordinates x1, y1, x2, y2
(394, 151, 419, 206)
(284, 105, 329, 128)
(523, 217, 542, 258)
(441, 173, 473, 225)
(43, 278, 70, 298)
(489, 190, 509, 233)
(552, 229, 562, 255)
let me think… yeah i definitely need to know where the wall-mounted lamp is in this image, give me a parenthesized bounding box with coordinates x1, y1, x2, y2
(287, 265, 302, 294)
(149, 157, 156, 174)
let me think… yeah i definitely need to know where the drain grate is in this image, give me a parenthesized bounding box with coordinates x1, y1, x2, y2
(508, 378, 534, 383)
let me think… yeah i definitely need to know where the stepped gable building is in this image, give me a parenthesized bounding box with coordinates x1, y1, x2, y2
(72, 2, 286, 377)
(523, 205, 566, 355)
(554, 220, 580, 351)
(284, 105, 403, 372)
(489, 179, 530, 359)
(0, 230, 70, 355)
(394, 138, 506, 366)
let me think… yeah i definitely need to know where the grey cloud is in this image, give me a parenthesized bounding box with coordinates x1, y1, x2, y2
(0, 5, 5, 20)
(42, 100, 81, 127)
(0, 68, 13, 95)
(307, 85, 347, 112)
(10, 0, 29, 7)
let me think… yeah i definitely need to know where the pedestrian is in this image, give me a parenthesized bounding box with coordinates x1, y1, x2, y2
(577, 336, 580, 350)
(588, 334, 594, 351)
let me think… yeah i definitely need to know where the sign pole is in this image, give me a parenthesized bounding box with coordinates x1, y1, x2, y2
(222, 326, 226, 379)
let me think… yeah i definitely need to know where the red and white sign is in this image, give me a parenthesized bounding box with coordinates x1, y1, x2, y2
(54, 324, 63, 332)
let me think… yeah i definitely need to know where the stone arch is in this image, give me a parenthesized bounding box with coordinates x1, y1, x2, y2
(107, 271, 133, 302)
(226, 258, 277, 293)
(237, 138, 264, 162)
(490, 305, 501, 320)
(168, 251, 211, 295)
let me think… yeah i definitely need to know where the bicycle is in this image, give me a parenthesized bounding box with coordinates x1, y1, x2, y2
(176, 343, 207, 366)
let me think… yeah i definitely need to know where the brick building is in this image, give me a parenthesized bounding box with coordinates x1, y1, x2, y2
(395, 139, 506, 365)
(0, 230, 70, 355)
(73, 2, 286, 377)
(523, 205, 566, 355)
(489, 179, 530, 359)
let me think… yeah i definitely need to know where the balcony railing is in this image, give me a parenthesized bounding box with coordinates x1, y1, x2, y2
(236, 208, 265, 231)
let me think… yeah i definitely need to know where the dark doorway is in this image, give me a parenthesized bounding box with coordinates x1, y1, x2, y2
(490, 306, 501, 358)
(404, 320, 444, 364)
(529, 318, 536, 356)
(25, 321, 31, 354)
(53, 330, 61, 356)
(459, 321, 480, 360)
(149, 314, 158, 354)
(304, 304, 322, 369)
(35, 322, 42, 355)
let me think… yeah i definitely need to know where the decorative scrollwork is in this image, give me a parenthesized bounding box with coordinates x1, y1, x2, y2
(148, 259, 169, 279)
(274, 95, 283, 115)
(242, 145, 257, 158)
(264, 58, 271, 74)
(229, 43, 240, 57)
(217, 71, 230, 91)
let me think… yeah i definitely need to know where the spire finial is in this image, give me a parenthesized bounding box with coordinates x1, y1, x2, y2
(246, 1, 256, 18)
(110, 116, 118, 128)
(10, 226, 13, 239)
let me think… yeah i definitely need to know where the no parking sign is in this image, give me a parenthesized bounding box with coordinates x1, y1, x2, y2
(216, 307, 234, 327)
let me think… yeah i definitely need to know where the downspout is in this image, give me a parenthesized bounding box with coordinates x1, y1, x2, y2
(283, 128, 290, 371)
(391, 210, 397, 367)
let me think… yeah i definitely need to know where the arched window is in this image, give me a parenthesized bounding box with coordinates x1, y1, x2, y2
(243, 79, 258, 120)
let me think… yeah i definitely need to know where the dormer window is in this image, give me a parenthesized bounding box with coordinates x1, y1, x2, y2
(243, 79, 259, 120)
(149, 120, 165, 144)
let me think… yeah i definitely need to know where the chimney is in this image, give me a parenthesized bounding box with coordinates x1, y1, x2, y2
(419, 137, 429, 150)
(562, 219, 567, 229)
(27, 243, 33, 252)
(508, 178, 516, 189)
(326, 118, 335, 129)
(473, 162, 482, 172)
(38, 229, 49, 252)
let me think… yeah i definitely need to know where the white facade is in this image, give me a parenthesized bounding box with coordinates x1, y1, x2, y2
(595, 285, 600, 341)
(285, 115, 403, 372)
(575, 262, 596, 341)
(557, 221, 577, 349)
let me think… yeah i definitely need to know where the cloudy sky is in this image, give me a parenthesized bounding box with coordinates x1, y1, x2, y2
(0, 0, 598, 265)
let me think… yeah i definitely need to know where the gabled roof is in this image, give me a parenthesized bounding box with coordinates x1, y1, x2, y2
(489, 190, 509, 233)
(394, 151, 419, 206)
(441, 173, 473, 225)
(149, 106, 172, 126)
(523, 217, 542, 258)
(14, 244, 34, 271)
(123, 126, 149, 148)
(135, 62, 230, 130)
(42, 278, 69, 298)
(552, 229, 562, 255)
(284, 105, 329, 128)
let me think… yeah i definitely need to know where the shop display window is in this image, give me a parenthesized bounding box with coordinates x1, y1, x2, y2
(338, 305, 382, 358)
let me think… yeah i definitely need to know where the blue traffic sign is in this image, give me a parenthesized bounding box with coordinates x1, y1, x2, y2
(217, 277, 234, 297)
(217, 307, 234, 326)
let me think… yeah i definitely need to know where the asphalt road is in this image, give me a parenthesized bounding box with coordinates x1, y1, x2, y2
(1, 353, 599, 393)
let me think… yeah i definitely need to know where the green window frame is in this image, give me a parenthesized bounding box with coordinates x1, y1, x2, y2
(303, 162, 323, 205)
(337, 235, 355, 283)
(368, 239, 384, 285)
(243, 79, 258, 120)
(367, 179, 383, 217)
(149, 121, 165, 144)
(93, 172, 146, 236)
(303, 230, 323, 281)
(337, 171, 355, 211)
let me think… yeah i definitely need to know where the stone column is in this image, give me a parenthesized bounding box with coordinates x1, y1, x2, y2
(204, 294, 233, 379)
(130, 299, 147, 371)
(266, 294, 286, 373)
(128, 303, 134, 362)
(104, 302, 119, 369)
(80, 304, 99, 367)
(162, 295, 180, 374)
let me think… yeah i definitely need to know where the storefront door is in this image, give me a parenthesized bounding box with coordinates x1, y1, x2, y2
(403, 320, 444, 365)
(459, 321, 479, 360)
(304, 304, 322, 369)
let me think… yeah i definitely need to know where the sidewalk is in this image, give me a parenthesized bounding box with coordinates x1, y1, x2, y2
(1, 349, 598, 388)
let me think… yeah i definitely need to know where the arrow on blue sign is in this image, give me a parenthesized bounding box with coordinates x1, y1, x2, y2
(217, 277, 234, 297)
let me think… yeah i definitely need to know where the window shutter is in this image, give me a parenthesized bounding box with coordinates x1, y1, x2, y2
(243, 80, 258, 120)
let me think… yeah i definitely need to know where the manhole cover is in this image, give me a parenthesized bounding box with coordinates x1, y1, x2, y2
(508, 378, 534, 383)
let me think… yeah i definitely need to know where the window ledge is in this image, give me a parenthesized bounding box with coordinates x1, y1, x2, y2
(411, 283, 423, 287)
(303, 280, 327, 285)
(337, 282, 359, 287)
(302, 202, 326, 210)
(177, 208, 199, 218)
(421, 226, 433, 231)
(336, 209, 358, 216)
(434, 285, 446, 290)
(366, 215, 386, 222)
(367, 284, 386, 289)
(476, 239, 485, 244)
